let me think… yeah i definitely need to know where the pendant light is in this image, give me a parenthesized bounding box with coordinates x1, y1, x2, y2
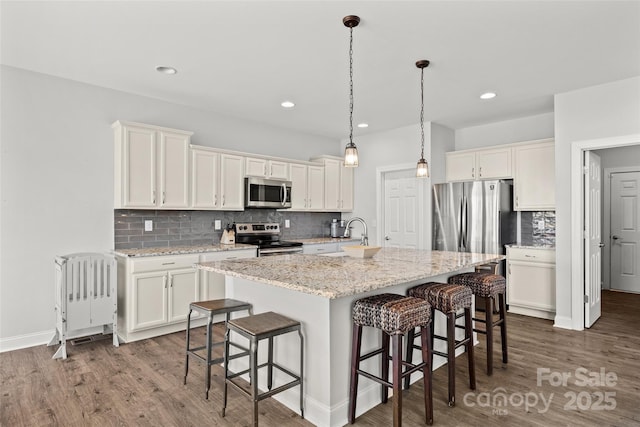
(343, 15, 360, 167)
(415, 60, 430, 177)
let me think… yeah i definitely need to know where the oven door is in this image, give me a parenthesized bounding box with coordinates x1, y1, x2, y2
(245, 177, 292, 209)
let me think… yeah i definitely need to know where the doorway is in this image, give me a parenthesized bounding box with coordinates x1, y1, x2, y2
(571, 135, 640, 330)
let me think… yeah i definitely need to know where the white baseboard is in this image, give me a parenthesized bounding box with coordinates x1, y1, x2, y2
(553, 315, 574, 330)
(0, 330, 54, 353)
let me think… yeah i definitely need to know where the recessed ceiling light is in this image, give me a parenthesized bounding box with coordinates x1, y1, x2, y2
(156, 66, 177, 75)
(357, 123, 369, 128)
(281, 101, 295, 108)
(480, 92, 497, 100)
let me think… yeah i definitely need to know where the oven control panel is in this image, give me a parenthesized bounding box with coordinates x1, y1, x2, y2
(235, 223, 280, 235)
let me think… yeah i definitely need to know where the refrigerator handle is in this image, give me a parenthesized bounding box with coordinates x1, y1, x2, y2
(460, 196, 468, 251)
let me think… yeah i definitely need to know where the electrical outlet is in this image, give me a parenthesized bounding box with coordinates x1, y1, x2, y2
(537, 220, 545, 230)
(144, 220, 153, 232)
(285, 219, 290, 228)
(214, 220, 222, 230)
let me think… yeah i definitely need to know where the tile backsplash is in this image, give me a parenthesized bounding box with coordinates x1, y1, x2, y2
(520, 211, 556, 246)
(114, 209, 341, 249)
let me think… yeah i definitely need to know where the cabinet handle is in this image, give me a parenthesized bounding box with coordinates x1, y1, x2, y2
(515, 195, 519, 207)
(214, 194, 217, 205)
(471, 167, 475, 179)
(163, 275, 167, 289)
(153, 190, 156, 205)
(222, 195, 225, 206)
(304, 198, 307, 208)
(162, 262, 175, 265)
(524, 254, 536, 258)
(162, 191, 166, 205)
(270, 165, 273, 176)
(479, 167, 482, 177)
(309, 198, 311, 208)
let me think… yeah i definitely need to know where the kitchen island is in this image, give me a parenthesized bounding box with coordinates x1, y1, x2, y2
(195, 248, 503, 427)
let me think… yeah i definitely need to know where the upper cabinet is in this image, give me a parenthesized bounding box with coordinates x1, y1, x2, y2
(289, 163, 325, 211)
(114, 121, 191, 209)
(245, 157, 289, 180)
(311, 156, 354, 212)
(513, 140, 555, 211)
(445, 147, 512, 182)
(219, 153, 244, 210)
(190, 148, 244, 211)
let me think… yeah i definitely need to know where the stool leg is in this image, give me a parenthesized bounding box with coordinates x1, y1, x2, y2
(267, 336, 274, 391)
(421, 323, 433, 426)
(298, 328, 305, 419)
(205, 312, 215, 399)
(348, 323, 362, 424)
(430, 307, 436, 382)
(184, 308, 192, 385)
(499, 293, 508, 364)
(222, 326, 231, 417)
(465, 307, 476, 390)
(403, 327, 415, 391)
(446, 312, 456, 407)
(485, 296, 494, 376)
(392, 333, 402, 427)
(250, 338, 259, 427)
(381, 330, 390, 403)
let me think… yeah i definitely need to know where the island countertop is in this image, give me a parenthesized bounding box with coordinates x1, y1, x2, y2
(194, 248, 504, 299)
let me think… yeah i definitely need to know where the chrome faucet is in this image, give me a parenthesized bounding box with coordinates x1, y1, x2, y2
(344, 217, 369, 246)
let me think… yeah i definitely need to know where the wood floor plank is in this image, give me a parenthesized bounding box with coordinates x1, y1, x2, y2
(1, 290, 639, 426)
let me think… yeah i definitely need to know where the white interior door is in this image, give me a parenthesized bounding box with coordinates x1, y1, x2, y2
(383, 170, 423, 249)
(584, 151, 602, 328)
(610, 171, 640, 293)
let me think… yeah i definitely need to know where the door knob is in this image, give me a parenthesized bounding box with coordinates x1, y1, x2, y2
(599, 243, 605, 248)
(612, 235, 620, 240)
(385, 236, 390, 241)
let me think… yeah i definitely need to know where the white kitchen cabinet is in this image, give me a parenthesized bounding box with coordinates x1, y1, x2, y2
(506, 246, 556, 320)
(117, 254, 200, 342)
(445, 147, 512, 182)
(113, 121, 191, 209)
(199, 249, 257, 301)
(289, 163, 325, 211)
(513, 140, 555, 211)
(220, 153, 245, 210)
(191, 148, 219, 209)
(245, 157, 289, 180)
(312, 156, 354, 212)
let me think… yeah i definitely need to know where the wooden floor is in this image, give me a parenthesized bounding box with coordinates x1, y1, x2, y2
(2, 290, 639, 426)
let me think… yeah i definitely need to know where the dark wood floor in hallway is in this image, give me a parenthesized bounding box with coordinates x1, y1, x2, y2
(1, 290, 639, 426)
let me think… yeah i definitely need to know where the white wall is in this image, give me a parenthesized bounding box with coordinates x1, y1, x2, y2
(454, 112, 554, 150)
(0, 66, 339, 349)
(430, 123, 455, 184)
(596, 145, 640, 169)
(554, 76, 640, 329)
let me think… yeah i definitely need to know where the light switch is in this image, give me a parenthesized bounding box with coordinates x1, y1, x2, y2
(214, 220, 222, 230)
(144, 220, 153, 232)
(285, 219, 290, 228)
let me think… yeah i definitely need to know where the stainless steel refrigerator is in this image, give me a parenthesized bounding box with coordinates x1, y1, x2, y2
(433, 180, 515, 260)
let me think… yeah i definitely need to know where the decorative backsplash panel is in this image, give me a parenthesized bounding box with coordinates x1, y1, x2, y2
(520, 211, 556, 246)
(114, 209, 341, 249)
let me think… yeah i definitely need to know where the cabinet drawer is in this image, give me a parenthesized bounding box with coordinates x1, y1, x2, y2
(131, 254, 200, 273)
(302, 243, 339, 254)
(507, 247, 555, 263)
(199, 249, 257, 262)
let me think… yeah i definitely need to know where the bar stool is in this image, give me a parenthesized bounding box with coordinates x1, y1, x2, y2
(184, 299, 253, 399)
(448, 272, 507, 375)
(222, 311, 304, 427)
(405, 282, 476, 407)
(349, 293, 433, 427)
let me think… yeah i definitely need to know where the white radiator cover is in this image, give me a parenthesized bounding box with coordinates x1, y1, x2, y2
(48, 253, 119, 359)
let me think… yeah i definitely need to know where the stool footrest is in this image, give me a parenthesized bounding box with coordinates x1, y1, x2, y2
(226, 362, 301, 402)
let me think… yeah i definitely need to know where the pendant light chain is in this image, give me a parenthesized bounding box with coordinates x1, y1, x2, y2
(420, 66, 425, 159)
(349, 26, 354, 146)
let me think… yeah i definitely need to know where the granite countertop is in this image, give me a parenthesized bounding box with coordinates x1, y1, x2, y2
(114, 243, 257, 257)
(293, 237, 360, 244)
(195, 248, 504, 299)
(506, 244, 556, 250)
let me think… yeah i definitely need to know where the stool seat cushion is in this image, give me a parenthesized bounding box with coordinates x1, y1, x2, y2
(448, 272, 506, 298)
(352, 293, 431, 335)
(408, 282, 472, 313)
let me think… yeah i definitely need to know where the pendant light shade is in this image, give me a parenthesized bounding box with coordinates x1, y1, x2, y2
(343, 15, 360, 167)
(415, 60, 430, 178)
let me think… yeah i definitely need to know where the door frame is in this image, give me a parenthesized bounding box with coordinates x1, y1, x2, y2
(570, 134, 640, 330)
(376, 163, 431, 250)
(602, 167, 640, 290)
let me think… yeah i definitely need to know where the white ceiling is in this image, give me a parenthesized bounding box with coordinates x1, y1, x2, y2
(2, 1, 639, 139)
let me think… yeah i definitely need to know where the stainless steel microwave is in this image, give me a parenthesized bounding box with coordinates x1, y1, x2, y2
(244, 177, 292, 209)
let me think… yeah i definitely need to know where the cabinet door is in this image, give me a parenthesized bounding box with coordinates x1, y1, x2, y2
(131, 272, 167, 331)
(245, 157, 268, 177)
(191, 149, 219, 209)
(476, 147, 512, 179)
(514, 142, 555, 210)
(446, 152, 476, 181)
(123, 125, 157, 207)
(507, 260, 556, 312)
(323, 160, 341, 211)
(340, 165, 354, 211)
(307, 165, 325, 210)
(167, 268, 199, 324)
(289, 163, 308, 209)
(269, 160, 289, 179)
(220, 154, 245, 210)
(159, 131, 190, 208)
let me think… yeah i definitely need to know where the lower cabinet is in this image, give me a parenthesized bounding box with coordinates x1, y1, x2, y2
(117, 249, 256, 343)
(506, 246, 556, 320)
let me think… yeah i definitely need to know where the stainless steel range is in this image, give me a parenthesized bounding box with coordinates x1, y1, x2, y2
(234, 222, 303, 256)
